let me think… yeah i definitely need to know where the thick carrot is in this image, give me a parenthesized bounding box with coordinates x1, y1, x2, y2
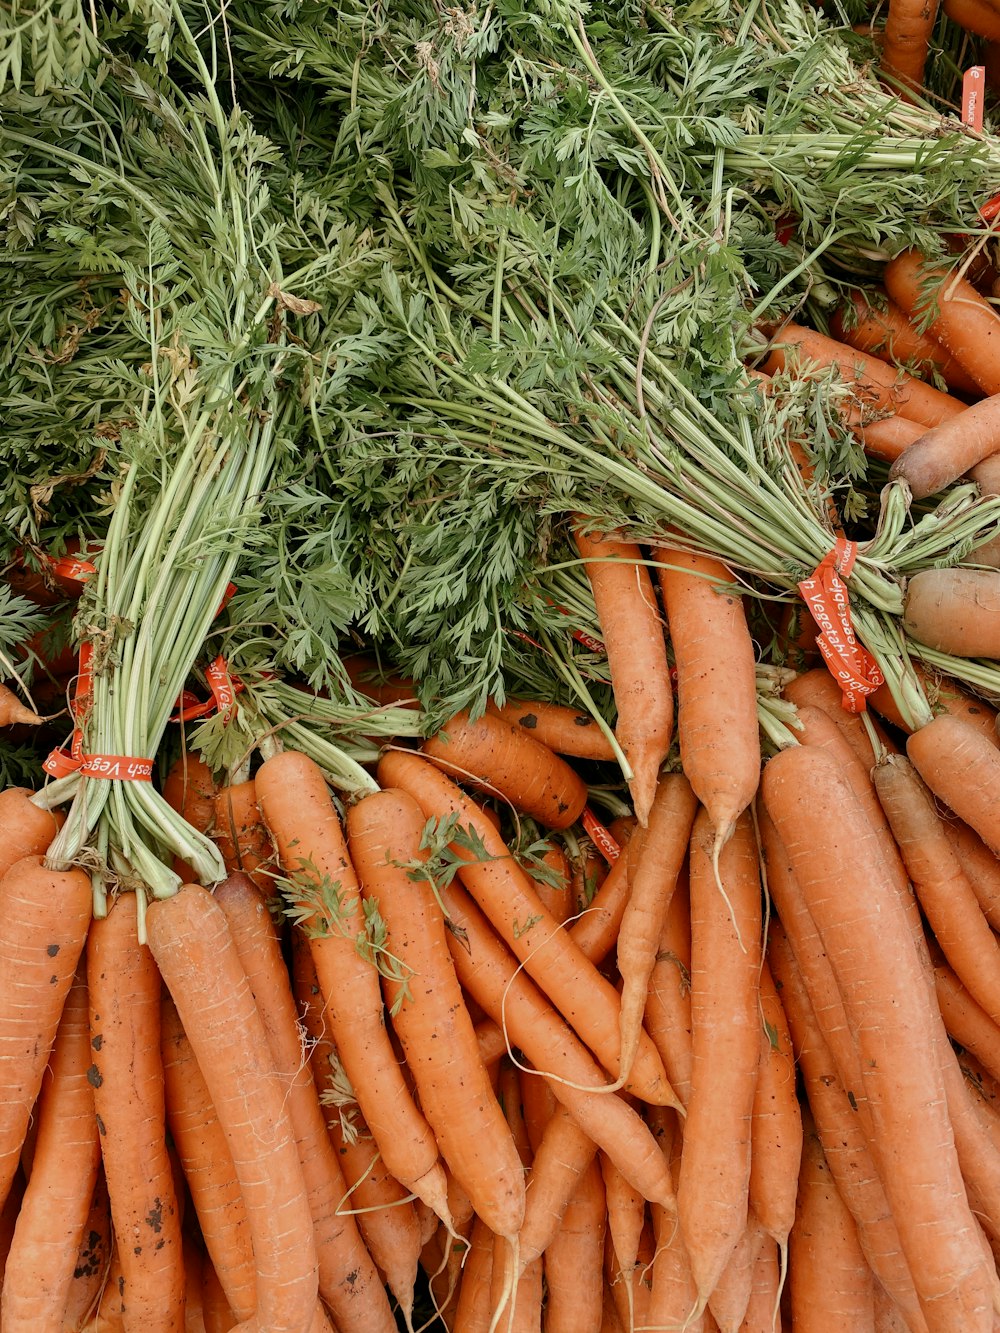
(643, 871, 695, 1108)
(519, 1105, 598, 1265)
(491, 698, 617, 761)
(160, 994, 256, 1322)
(0, 790, 64, 878)
(212, 873, 395, 1333)
(763, 323, 965, 427)
(212, 782, 273, 892)
(831, 289, 980, 395)
(0, 854, 91, 1213)
(849, 410, 927, 463)
(377, 748, 672, 1102)
(433, 875, 678, 1206)
(871, 666, 998, 746)
(145, 884, 319, 1333)
(574, 522, 673, 825)
(87, 893, 185, 1331)
(881, 0, 940, 93)
(762, 743, 995, 1331)
(791, 1115, 876, 1332)
(346, 789, 526, 1242)
(1, 967, 100, 1330)
(890, 395, 1000, 498)
(907, 714, 1000, 856)
(944, 818, 1000, 930)
(903, 568, 1000, 657)
(655, 546, 760, 855)
(972, 449, 1000, 498)
(422, 707, 588, 829)
(885, 249, 1000, 396)
(161, 752, 218, 882)
(60, 1170, 111, 1333)
(254, 749, 450, 1223)
(543, 1155, 606, 1333)
(616, 773, 697, 1083)
(782, 669, 887, 769)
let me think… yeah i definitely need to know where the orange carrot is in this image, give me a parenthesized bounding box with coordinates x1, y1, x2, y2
(848, 410, 928, 463)
(519, 1105, 598, 1265)
(528, 843, 573, 924)
(87, 893, 185, 1331)
(907, 713, 1000, 856)
(543, 1156, 607, 1333)
(678, 808, 763, 1308)
(422, 707, 588, 829)
(0, 854, 91, 1213)
(934, 958, 1000, 1086)
(574, 522, 673, 824)
(568, 837, 639, 965)
(643, 870, 695, 1108)
(59, 1171, 111, 1333)
(782, 669, 888, 770)
(655, 546, 760, 856)
(762, 743, 995, 1330)
(0, 683, 41, 727)
(161, 752, 218, 882)
(602, 1153, 647, 1333)
(871, 666, 998, 746)
(881, 0, 941, 93)
(890, 395, 1000, 498)
(737, 1236, 782, 1333)
(212, 782, 273, 893)
(707, 1212, 767, 1333)
(452, 1215, 494, 1332)
(377, 748, 672, 1103)
(491, 698, 617, 761)
(944, 818, 1000, 931)
(831, 289, 980, 395)
(145, 884, 319, 1333)
(254, 749, 451, 1224)
(1, 968, 100, 1330)
(903, 568, 1000, 657)
(885, 249, 1000, 396)
(201, 1259, 237, 1333)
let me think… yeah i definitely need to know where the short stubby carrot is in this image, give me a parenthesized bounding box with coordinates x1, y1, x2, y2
(422, 707, 588, 829)
(0, 789, 64, 880)
(574, 521, 673, 825)
(0, 854, 91, 1213)
(903, 568, 1000, 658)
(145, 883, 319, 1333)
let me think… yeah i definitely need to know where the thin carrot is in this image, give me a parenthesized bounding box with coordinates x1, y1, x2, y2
(519, 1105, 598, 1265)
(489, 1063, 541, 1333)
(212, 782, 273, 892)
(452, 1215, 494, 1333)
(567, 836, 640, 965)
(782, 669, 888, 769)
(254, 749, 451, 1224)
(574, 522, 673, 825)
(934, 958, 1000, 1087)
(881, 0, 941, 94)
(884, 249, 1000, 396)
(643, 870, 695, 1108)
(944, 818, 1000, 931)
(903, 568, 1000, 657)
(890, 394, 1000, 498)
(145, 883, 319, 1333)
(647, 1122, 707, 1333)
(491, 698, 617, 761)
(0, 854, 91, 1213)
(1, 967, 100, 1330)
(655, 546, 760, 858)
(848, 409, 927, 464)
(87, 893, 185, 1331)
(542, 1156, 606, 1333)
(907, 713, 1000, 856)
(601, 1152, 647, 1333)
(708, 1212, 767, 1333)
(161, 752, 218, 883)
(831, 289, 980, 395)
(377, 748, 672, 1103)
(422, 707, 588, 830)
(201, 1260, 237, 1333)
(678, 808, 763, 1309)
(737, 1236, 782, 1333)
(0, 683, 41, 727)
(762, 743, 995, 1330)
(527, 842, 573, 925)
(346, 788, 526, 1243)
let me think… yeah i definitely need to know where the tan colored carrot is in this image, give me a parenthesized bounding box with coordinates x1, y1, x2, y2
(907, 714, 1000, 856)
(903, 568, 1000, 657)
(491, 698, 617, 761)
(377, 749, 672, 1103)
(255, 749, 451, 1223)
(422, 707, 588, 829)
(655, 546, 760, 857)
(890, 395, 1000, 498)
(831, 289, 980, 395)
(574, 522, 673, 824)
(543, 1156, 607, 1333)
(678, 809, 763, 1308)
(88, 893, 185, 1331)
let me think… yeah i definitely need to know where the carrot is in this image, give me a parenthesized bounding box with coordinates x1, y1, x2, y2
(87, 893, 185, 1332)
(643, 870, 695, 1108)
(647, 1163, 707, 1333)
(160, 994, 256, 1322)
(0, 854, 91, 1213)
(831, 289, 981, 395)
(762, 743, 996, 1330)
(432, 874, 678, 1207)
(790, 1115, 876, 1332)
(567, 836, 640, 965)
(738, 1236, 782, 1333)
(934, 958, 1000, 1086)
(615, 773, 697, 1083)
(707, 1212, 767, 1333)
(907, 713, 1000, 856)
(972, 450, 1000, 497)
(60, 1170, 112, 1333)
(944, 818, 1000, 930)
(880, 0, 941, 93)
(145, 883, 319, 1333)
(782, 669, 887, 769)
(889, 395, 1000, 498)
(871, 666, 998, 746)
(875, 754, 1000, 1024)
(884, 249, 1000, 396)
(527, 842, 573, 924)
(903, 568, 1000, 657)
(0, 789, 64, 879)
(161, 752, 218, 883)
(212, 873, 396, 1333)
(0, 682, 41, 727)
(452, 1215, 494, 1332)
(201, 1260, 237, 1333)
(212, 782, 273, 892)
(93, 1242, 126, 1331)
(543, 1155, 606, 1333)
(763, 323, 965, 427)
(519, 1105, 598, 1265)
(491, 698, 617, 761)
(574, 522, 673, 825)
(849, 410, 927, 463)
(254, 749, 451, 1224)
(655, 546, 760, 857)
(602, 1152, 647, 1333)
(183, 1236, 205, 1333)
(377, 749, 672, 1103)
(1, 967, 100, 1330)
(422, 707, 588, 829)
(489, 1065, 542, 1333)
(342, 654, 418, 708)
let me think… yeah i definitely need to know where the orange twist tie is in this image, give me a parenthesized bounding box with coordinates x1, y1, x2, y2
(797, 536, 884, 713)
(582, 807, 621, 864)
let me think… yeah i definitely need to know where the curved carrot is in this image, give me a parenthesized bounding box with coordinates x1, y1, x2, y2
(0, 968, 100, 1330)
(212, 874, 395, 1333)
(574, 522, 673, 825)
(254, 749, 451, 1224)
(422, 708, 588, 829)
(87, 893, 185, 1331)
(783, 669, 891, 769)
(655, 547, 760, 854)
(0, 854, 91, 1213)
(377, 748, 672, 1104)
(146, 884, 320, 1333)
(831, 289, 980, 395)
(890, 396, 1000, 499)
(934, 959, 1000, 1086)
(907, 713, 1000, 856)
(678, 809, 763, 1308)
(543, 1156, 606, 1333)
(885, 249, 1000, 396)
(848, 410, 927, 463)
(762, 743, 995, 1330)
(881, 0, 940, 93)
(491, 698, 617, 762)
(347, 789, 525, 1242)
(212, 782, 273, 892)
